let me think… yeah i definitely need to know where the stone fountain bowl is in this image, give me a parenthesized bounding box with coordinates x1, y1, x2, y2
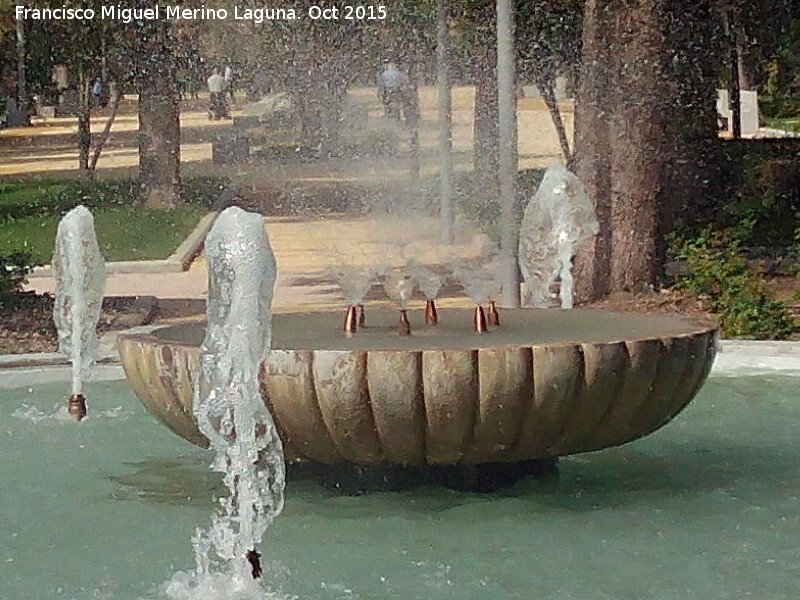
(117, 308, 718, 466)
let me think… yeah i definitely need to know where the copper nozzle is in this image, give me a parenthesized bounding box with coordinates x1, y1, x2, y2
(488, 300, 500, 327)
(358, 304, 366, 327)
(425, 299, 438, 326)
(68, 394, 87, 421)
(246, 548, 263, 579)
(343, 305, 358, 338)
(473, 305, 488, 334)
(398, 309, 411, 336)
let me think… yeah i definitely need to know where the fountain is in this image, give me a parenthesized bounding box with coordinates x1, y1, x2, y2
(452, 254, 503, 334)
(329, 264, 379, 337)
(407, 261, 444, 326)
(3, 12, 798, 599)
(382, 269, 416, 335)
(519, 164, 599, 309)
(116, 169, 717, 468)
(164, 206, 285, 598)
(52, 205, 106, 420)
(119, 309, 717, 467)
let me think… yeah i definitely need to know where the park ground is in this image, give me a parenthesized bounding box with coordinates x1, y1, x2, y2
(1, 87, 798, 353)
(0, 86, 573, 179)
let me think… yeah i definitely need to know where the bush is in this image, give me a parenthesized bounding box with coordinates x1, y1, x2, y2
(0, 251, 37, 299)
(181, 176, 234, 208)
(674, 140, 800, 250)
(670, 228, 797, 340)
(760, 93, 800, 120)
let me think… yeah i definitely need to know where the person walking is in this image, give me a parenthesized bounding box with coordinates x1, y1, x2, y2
(207, 68, 229, 120)
(224, 64, 236, 106)
(378, 60, 409, 122)
(91, 77, 108, 108)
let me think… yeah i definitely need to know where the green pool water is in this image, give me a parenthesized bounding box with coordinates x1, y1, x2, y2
(1, 373, 799, 600)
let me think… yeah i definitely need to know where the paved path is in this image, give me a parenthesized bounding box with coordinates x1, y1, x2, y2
(14, 86, 572, 313)
(0, 87, 572, 178)
(26, 212, 484, 313)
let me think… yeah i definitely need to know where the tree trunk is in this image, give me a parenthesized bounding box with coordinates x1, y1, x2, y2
(660, 1, 720, 246)
(137, 20, 181, 208)
(574, 0, 718, 300)
(437, 0, 454, 244)
(472, 6, 499, 203)
(88, 87, 123, 180)
(608, 6, 665, 292)
(294, 63, 342, 155)
(15, 12, 27, 115)
(573, 0, 614, 302)
(534, 73, 573, 168)
(736, 28, 756, 91)
(77, 69, 91, 177)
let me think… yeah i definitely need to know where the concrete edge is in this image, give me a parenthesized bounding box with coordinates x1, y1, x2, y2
(0, 363, 126, 390)
(27, 190, 234, 277)
(0, 350, 120, 370)
(1, 339, 798, 372)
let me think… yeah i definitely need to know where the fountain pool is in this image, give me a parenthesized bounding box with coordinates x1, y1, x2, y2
(2, 365, 799, 600)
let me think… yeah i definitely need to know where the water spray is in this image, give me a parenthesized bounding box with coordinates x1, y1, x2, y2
(52, 205, 106, 421)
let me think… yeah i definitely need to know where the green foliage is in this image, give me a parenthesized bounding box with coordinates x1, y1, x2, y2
(0, 177, 228, 264)
(761, 94, 800, 119)
(759, 14, 800, 117)
(446, 168, 543, 242)
(677, 142, 800, 249)
(726, 153, 800, 248)
(0, 250, 37, 298)
(181, 177, 235, 208)
(0, 177, 227, 223)
(670, 228, 797, 340)
(0, 180, 137, 222)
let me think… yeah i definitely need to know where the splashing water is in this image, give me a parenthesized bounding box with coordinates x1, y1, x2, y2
(382, 269, 416, 309)
(166, 206, 285, 599)
(452, 255, 502, 306)
(407, 261, 443, 301)
(518, 164, 598, 309)
(330, 264, 379, 306)
(52, 205, 106, 398)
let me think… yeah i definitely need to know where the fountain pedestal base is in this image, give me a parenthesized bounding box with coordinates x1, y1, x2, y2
(118, 308, 718, 466)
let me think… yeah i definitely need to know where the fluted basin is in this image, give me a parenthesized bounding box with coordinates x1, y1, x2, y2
(117, 308, 718, 465)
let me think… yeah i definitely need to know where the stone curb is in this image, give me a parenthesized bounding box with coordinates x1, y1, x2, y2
(28, 191, 234, 278)
(0, 363, 126, 390)
(0, 350, 120, 369)
(718, 340, 800, 356)
(1, 339, 798, 371)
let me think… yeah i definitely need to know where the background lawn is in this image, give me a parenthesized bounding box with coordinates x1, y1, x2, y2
(0, 178, 227, 264)
(766, 117, 800, 133)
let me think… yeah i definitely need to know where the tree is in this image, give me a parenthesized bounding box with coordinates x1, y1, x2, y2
(516, 0, 582, 167)
(20, 13, 105, 176)
(452, 0, 583, 197)
(127, 13, 182, 207)
(574, 0, 721, 300)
